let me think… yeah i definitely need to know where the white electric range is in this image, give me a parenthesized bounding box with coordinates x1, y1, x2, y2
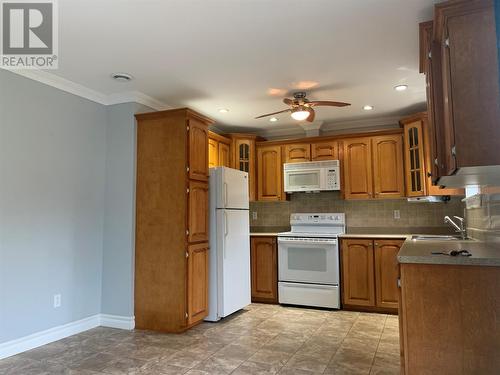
(277, 213, 345, 309)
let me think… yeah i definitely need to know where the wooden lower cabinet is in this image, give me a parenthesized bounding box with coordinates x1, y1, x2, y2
(341, 239, 375, 307)
(341, 238, 403, 313)
(399, 263, 500, 374)
(374, 239, 404, 309)
(250, 236, 278, 303)
(187, 243, 209, 325)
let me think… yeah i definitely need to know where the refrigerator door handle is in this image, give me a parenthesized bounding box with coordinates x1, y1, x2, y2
(223, 182, 228, 207)
(223, 211, 228, 258)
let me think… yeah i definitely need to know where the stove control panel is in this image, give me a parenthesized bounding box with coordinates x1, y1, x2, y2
(290, 213, 345, 225)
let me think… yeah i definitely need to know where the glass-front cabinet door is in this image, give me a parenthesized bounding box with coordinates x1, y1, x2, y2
(403, 120, 426, 196)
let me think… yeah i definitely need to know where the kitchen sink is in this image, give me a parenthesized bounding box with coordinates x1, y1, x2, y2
(411, 235, 469, 241)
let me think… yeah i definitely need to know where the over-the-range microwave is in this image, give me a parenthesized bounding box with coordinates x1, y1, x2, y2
(283, 160, 340, 193)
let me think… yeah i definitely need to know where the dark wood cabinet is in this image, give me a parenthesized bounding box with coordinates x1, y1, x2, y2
(420, 0, 500, 183)
(250, 236, 278, 303)
(341, 238, 403, 313)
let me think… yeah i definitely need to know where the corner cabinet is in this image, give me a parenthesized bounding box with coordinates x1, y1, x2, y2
(401, 113, 464, 196)
(343, 134, 404, 200)
(135, 108, 213, 333)
(257, 145, 284, 201)
(250, 236, 278, 303)
(341, 238, 403, 313)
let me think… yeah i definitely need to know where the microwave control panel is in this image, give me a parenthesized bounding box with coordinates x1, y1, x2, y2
(326, 169, 339, 190)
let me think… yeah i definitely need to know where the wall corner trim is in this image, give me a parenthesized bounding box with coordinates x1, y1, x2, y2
(0, 314, 135, 360)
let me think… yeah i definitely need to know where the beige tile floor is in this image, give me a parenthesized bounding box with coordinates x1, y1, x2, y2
(0, 304, 400, 374)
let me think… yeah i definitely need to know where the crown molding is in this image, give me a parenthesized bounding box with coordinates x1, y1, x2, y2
(2, 68, 169, 111)
(256, 115, 401, 140)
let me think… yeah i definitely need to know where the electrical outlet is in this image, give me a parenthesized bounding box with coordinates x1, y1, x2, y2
(394, 210, 401, 220)
(53, 294, 61, 308)
(252, 211, 258, 220)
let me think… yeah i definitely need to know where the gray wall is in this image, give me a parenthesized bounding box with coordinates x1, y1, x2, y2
(101, 102, 153, 317)
(0, 70, 107, 343)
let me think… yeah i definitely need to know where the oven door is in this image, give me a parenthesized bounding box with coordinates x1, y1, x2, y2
(284, 168, 323, 192)
(278, 237, 339, 285)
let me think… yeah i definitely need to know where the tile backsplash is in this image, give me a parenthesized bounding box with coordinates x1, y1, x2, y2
(466, 192, 500, 244)
(250, 192, 464, 234)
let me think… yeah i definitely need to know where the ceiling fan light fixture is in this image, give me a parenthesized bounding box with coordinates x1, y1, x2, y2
(291, 108, 310, 121)
(394, 84, 408, 91)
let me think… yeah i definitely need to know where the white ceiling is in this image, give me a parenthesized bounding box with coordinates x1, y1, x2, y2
(56, 0, 437, 132)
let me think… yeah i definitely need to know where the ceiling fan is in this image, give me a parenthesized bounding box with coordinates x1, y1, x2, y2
(255, 92, 351, 122)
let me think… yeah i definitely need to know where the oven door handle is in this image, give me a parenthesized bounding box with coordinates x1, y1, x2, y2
(278, 238, 337, 245)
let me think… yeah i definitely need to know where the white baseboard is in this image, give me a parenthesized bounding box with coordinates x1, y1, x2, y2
(0, 313, 135, 360)
(0, 315, 100, 360)
(100, 314, 135, 330)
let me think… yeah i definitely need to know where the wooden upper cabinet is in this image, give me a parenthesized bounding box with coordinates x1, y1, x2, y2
(188, 118, 209, 181)
(403, 119, 426, 197)
(257, 145, 283, 201)
(188, 180, 209, 243)
(343, 138, 373, 200)
(341, 239, 376, 307)
(284, 143, 311, 163)
(187, 242, 209, 326)
(218, 142, 231, 167)
(250, 236, 278, 303)
(436, 0, 500, 174)
(208, 138, 218, 168)
(374, 240, 403, 310)
(372, 135, 405, 199)
(311, 141, 339, 161)
(231, 135, 258, 202)
(401, 113, 464, 197)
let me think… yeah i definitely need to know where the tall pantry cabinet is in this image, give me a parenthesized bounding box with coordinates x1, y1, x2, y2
(134, 108, 213, 332)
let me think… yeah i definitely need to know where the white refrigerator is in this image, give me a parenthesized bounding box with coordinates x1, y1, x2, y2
(205, 167, 251, 322)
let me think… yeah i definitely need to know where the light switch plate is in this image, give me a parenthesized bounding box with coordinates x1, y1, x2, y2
(394, 210, 400, 220)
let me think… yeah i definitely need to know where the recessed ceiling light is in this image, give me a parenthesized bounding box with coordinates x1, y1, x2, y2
(363, 105, 374, 111)
(111, 72, 133, 82)
(269, 117, 279, 122)
(394, 84, 408, 91)
(218, 108, 229, 113)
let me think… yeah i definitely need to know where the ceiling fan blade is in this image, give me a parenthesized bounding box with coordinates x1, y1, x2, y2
(283, 98, 294, 105)
(255, 108, 291, 119)
(306, 108, 315, 122)
(308, 101, 351, 107)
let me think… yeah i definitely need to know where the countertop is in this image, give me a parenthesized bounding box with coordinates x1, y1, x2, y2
(398, 239, 500, 267)
(250, 226, 500, 267)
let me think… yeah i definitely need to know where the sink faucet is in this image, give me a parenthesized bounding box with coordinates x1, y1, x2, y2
(444, 216, 467, 240)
